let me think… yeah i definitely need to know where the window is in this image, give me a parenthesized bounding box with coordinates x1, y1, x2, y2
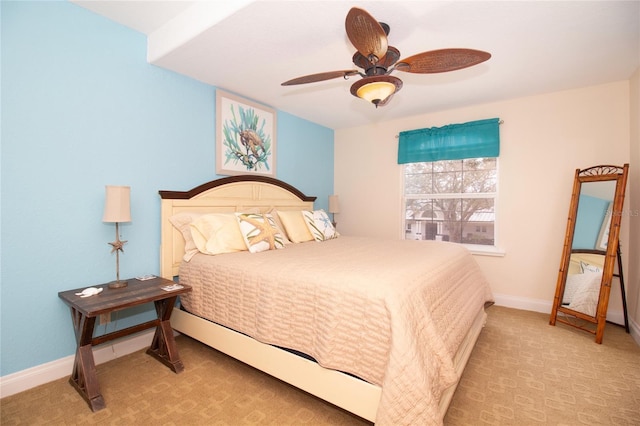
(403, 157, 497, 247)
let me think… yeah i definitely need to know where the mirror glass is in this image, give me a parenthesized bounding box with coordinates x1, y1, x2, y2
(561, 181, 615, 316)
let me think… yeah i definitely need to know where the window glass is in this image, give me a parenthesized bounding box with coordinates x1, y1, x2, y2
(404, 158, 497, 246)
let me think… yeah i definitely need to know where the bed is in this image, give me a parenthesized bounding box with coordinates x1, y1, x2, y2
(159, 175, 494, 425)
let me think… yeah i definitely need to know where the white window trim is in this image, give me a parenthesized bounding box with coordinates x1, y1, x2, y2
(466, 243, 505, 257)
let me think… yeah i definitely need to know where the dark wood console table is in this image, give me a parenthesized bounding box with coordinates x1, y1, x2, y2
(58, 277, 191, 411)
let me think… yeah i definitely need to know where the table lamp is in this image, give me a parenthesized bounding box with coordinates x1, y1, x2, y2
(329, 195, 340, 228)
(103, 185, 131, 289)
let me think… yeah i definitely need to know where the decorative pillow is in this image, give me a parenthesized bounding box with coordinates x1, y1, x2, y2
(235, 213, 285, 253)
(563, 273, 583, 304)
(267, 208, 292, 244)
(567, 270, 603, 316)
(189, 213, 247, 255)
(276, 210, 314, 243)
(169, 212, 203, 261)
(580, 261, 602, 273)
(302, 209, 338, 241)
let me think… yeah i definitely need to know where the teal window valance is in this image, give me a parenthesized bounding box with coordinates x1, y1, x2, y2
(397, 118, 500, 164)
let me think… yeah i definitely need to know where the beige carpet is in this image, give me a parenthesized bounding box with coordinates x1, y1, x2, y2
(447, 307, 640, 425)
(2, 306, 639, 425)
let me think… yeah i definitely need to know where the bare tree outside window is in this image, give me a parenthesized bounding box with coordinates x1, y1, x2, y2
(404, 158, 497, 245)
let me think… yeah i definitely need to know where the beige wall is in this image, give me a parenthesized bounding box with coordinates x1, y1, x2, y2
(629, 68, 640, 339)
(335, 80, 637, 338)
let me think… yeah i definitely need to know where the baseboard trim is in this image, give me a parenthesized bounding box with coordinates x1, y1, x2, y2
(493, 292, 640, 345)
(0, 330, 154, 399)
(630, 319, 640, 346)
(493, 293, 551, 314)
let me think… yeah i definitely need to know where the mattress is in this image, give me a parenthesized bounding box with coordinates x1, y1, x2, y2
(179, 236, 494, 425)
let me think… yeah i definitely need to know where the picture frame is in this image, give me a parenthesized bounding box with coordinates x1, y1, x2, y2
(596, 202, 612, 251)
(216, 90, 276, 176)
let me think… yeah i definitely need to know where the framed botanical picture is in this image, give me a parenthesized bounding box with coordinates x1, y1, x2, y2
(216, 90, 276, 176)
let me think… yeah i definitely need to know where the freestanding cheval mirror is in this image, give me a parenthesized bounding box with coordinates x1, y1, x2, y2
(550, 164, 629, 343)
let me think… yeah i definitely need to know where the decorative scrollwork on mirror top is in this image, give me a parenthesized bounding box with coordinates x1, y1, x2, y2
(549, 164, 629, 344)
(579, 165, 624, 177)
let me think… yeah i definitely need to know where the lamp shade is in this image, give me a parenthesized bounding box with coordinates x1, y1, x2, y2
(103, 185, 131, 223)
(328, 195, 340, 214)
(350, 75, 403, 105)
(357, 81, 395, 102)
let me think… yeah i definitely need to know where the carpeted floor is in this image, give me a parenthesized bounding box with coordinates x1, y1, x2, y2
(446, 307, 640, 425)
(2, 306, 639, 425)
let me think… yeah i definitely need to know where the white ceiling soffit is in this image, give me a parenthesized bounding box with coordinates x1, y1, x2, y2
(72, 1, 640, 130)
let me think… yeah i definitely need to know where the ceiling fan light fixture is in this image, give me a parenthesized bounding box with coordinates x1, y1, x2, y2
(350, 75, 403, 106)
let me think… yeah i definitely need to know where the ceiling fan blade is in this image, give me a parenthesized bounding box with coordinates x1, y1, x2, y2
(396, 49, 491, 74)
(281, 70, 360, 86)
(345, 7, 388, 62)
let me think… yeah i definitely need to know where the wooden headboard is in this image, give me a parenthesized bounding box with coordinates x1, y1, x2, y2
(159, 175, 316, 279)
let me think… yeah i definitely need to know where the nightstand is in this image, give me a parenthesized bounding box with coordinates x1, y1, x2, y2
(58, 276, 192, 411)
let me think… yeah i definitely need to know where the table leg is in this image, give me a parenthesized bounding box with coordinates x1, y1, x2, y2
(68, 308, 104, 411)
(146, 296, 184, 373)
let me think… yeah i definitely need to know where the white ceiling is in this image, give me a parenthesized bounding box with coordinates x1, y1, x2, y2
(72, 0, 640, 130)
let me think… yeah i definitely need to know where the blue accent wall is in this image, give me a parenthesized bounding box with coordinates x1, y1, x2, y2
(573, 194, 611, 249)
(0, 1, 333, 376)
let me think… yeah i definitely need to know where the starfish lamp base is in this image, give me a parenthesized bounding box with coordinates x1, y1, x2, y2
(107, 222, 128, 289)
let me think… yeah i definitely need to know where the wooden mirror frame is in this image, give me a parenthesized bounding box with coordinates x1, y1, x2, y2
(549, 164, 629, 343)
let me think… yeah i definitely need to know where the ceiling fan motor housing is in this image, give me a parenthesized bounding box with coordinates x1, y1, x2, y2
(352, 46, 400, 75)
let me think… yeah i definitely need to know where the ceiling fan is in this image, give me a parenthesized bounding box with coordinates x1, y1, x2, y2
(281, 7, 491, 107)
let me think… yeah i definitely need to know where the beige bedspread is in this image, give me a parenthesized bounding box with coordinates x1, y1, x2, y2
(179, 236, 493, 425)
